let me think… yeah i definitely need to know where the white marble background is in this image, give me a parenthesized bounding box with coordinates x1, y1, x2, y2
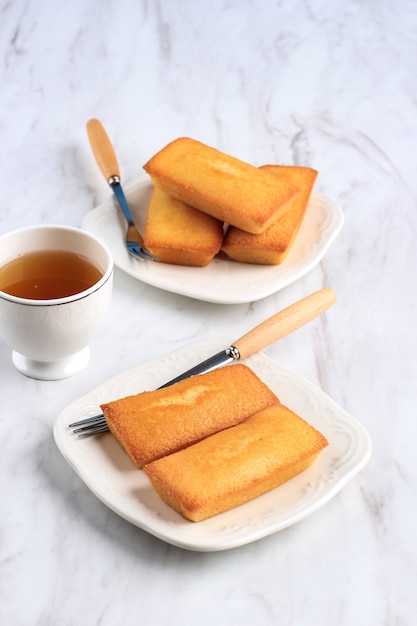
(1, 0, 417, 624)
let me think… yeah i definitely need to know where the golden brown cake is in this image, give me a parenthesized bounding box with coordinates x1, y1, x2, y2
(101, 364, 279, 468)
(143, 137, 299, 234)
(221, 165, 318, 264)
(144, 403, 329, 522)
(143, 186, 223, 266)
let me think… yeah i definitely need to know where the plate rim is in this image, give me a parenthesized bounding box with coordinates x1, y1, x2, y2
(53, 340, 372, 551)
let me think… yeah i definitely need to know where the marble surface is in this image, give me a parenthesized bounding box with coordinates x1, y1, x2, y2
(1, 1, 416, 624)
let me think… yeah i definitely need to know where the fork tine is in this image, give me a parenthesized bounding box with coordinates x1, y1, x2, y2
(69, 414, 105, 428)
(75, 423, 110, 437)
(126, 243, 154, 261)
(69, 412, 109, 437)
(127, 241, 159, 262)
(71, 418, 108, 435)
(139, 247, 159, 261)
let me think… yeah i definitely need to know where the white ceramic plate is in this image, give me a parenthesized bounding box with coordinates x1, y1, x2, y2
(82, 176, 344, 304)
(54, 340, 371, 551)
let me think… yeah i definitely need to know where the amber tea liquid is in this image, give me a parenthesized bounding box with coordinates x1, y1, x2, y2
(0, 249, 103, 299)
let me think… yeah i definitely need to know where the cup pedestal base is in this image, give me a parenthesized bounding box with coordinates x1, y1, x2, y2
(12, 347, 91, 380)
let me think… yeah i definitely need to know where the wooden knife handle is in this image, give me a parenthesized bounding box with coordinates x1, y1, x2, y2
(233, 288, 336, 359)
(86, 118, 120, 182)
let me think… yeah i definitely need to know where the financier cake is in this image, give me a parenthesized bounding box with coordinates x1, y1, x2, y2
(221, 165, 318, 264)
(100, 364, 279, 468)
(143, 137, 299, 234)
(143, 186, 224, 266)
(144, 403, 329, 522)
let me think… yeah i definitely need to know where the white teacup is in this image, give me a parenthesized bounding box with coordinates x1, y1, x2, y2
(0, 224, 113, 380)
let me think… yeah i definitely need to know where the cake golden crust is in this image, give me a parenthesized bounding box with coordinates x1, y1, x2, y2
(143, 186, 224, 266)
(221, 165, 318, 264)
(143, 137, 299, 234)
(144, 403, 329, 522)
(101, 364, 279, 469)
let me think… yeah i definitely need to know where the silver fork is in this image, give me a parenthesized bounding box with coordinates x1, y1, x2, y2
(68, 288, 337, 437)
(86, 118, 158, 262)
(68, 351, 232, 437)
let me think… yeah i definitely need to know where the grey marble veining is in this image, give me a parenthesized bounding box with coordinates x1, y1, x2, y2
(1, 1, 417, 625)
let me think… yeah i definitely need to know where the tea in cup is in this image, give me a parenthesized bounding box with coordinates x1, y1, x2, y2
(0, 224, 113, 380)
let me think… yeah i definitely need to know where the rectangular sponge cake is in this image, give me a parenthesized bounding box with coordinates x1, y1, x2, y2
(143, 186, 224, 266)
(100, 364, 279, 468)
(143, 137, 299, 234)
(144, 403, 329, 522)
(221, 165, 318, 265)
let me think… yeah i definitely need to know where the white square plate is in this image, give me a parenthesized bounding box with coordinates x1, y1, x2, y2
(54, 341, 371, 551)
(82, 176, 344, 303)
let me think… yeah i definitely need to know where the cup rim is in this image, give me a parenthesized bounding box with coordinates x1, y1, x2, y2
(0, 224, 114, 306)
